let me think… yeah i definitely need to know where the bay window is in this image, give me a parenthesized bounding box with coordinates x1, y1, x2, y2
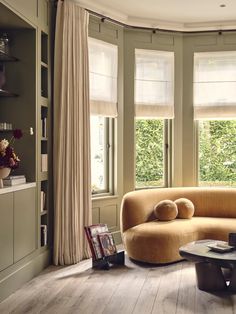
(89, 38, 117, 194)
(135, 49, 174, 188)
(194, 51, 236, 186)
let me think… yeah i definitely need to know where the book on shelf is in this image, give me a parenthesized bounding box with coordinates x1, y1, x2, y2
(41, 191, 46, 212)
(3, 175, 26, 186)
(84, 224, 117, 260)
(41, 117, 47, 138)
(41, 224, 47, 246)
(41, 154, 48, 172)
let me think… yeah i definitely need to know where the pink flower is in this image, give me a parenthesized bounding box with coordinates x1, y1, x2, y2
(0, 138, 20, 169)
(0, 139, 9, 152)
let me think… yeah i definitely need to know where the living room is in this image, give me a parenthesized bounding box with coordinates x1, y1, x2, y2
(0, 0, 236, 313)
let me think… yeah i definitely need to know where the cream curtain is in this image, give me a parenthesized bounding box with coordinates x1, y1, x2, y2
(53, 0, 91, 265)
(194, 51, 236, 120)
(135, 49, 175, 119)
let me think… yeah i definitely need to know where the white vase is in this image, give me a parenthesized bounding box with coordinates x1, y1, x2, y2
(0, 167, 11, 188)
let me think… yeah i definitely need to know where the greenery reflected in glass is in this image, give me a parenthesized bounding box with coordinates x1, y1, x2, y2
(136, 119, 164, 188)
(199, 120, 236, 187)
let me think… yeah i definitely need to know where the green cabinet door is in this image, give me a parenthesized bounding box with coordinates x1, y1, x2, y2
(0, 193, 13, 272)
(14, 188, 36, 263)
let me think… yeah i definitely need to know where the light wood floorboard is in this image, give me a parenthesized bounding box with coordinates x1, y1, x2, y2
(1, 254, 236, 314)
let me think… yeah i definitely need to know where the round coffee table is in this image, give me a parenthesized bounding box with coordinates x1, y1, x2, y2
(179, 239, 236, 292)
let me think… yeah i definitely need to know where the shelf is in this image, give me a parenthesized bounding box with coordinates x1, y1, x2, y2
(0, 89, 18, 97)
(0, 50, 18, 62)
(40, 210, 48, 216)
(0, 182, 36, 195)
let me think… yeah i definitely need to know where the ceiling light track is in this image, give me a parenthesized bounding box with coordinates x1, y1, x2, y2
(53, 0, 236, 34)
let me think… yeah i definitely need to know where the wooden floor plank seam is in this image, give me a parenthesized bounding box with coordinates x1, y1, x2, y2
(1, 257, 236, 314)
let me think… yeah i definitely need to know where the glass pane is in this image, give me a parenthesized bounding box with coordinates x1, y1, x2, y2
(89, 72, 117, 103)
(135, 80, 174, 105)
(89, 38, 118, 104)
(135, 49, 174, 109)
(135, 119, 165, 188)
(199, 120, 236, 187)
(194, 82, 236, 105)
(194, 51, 236, 82)
(91, 116, 106, 192)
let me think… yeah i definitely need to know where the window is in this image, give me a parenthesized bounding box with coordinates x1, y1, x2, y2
(199, 120, 236, 187)
(89, 38, 117, 194)
(136, 119, 165, 188)
(90, 116, 113, 193)
(135, 49, 174, 188)
(194, 51, 236, 186)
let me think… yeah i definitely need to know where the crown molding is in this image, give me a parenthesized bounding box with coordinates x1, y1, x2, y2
(75, 0, 236, 32)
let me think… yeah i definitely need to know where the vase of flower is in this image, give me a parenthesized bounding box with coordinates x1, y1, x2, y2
(0, 129, 22, 188)
(0, 167, 10, 188)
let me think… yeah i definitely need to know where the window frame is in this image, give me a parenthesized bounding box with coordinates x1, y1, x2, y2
(91, 117, 114, 197)
(134, 118, 171, 190)
(194, 50, 236, 187)
(196, 119, 236, 187)
(88, 36, 118, 198)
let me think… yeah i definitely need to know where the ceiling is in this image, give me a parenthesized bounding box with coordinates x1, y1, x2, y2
(76, 0, 236, 31)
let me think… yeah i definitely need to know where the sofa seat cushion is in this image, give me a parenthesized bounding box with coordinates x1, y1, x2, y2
(123, 217, 236, 264)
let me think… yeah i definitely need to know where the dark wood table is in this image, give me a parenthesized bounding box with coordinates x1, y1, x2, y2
(179, 239, 236, 292)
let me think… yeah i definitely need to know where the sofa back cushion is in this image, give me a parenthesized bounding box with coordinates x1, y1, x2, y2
(121, 187, 236, 232)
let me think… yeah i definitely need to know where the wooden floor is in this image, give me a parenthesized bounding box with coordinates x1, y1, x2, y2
(1, 254, 236, 314)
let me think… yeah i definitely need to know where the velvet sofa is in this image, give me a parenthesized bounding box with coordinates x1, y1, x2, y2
(121, 187, 236, 264)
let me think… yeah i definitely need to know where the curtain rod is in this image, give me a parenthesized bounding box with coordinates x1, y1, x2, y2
(54, 0, 236, 34)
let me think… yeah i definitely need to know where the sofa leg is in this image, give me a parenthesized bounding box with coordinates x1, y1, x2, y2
(195, 262, 227, 291)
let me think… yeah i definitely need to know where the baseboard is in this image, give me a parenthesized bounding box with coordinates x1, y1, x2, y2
(0, 249, 50, 302)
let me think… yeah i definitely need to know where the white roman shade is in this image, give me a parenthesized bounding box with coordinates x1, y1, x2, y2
(89, 38, 118, 117)
(194, 51, 236, 120)
(135, 49, 174, 119)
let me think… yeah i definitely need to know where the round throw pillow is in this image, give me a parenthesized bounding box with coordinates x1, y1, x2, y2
(174, 198, 195, 219)
(154, 200, 178, 221)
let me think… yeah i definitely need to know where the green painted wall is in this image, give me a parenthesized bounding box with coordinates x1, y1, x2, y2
(89, 16, 236, 244)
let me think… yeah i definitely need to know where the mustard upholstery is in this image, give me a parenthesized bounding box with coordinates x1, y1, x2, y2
(121, 187, 236, 264)
(175, 198, 194, 219)
(153, 200, 178, 221)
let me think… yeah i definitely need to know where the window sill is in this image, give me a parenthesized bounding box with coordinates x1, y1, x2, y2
(92, 194, 119, 201)
(135, 186, 165, 191)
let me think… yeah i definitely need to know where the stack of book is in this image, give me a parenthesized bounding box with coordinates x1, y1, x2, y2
(3, 175, 26, 186)
(84, 224, 117, 260)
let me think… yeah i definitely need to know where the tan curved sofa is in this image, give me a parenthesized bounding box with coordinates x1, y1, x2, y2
(121, 187, 236, 264)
